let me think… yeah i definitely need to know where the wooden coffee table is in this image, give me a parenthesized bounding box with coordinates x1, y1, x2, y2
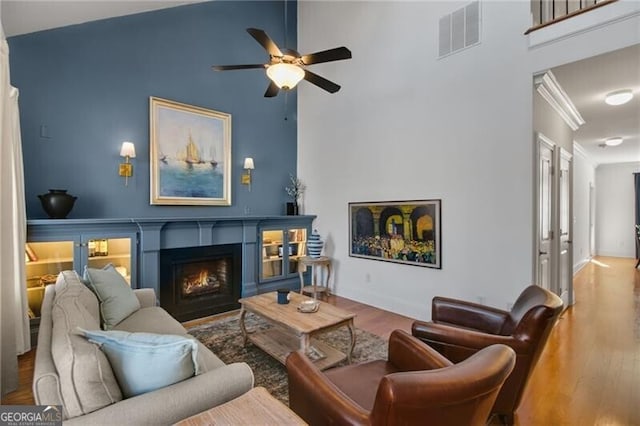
(239, 291, 356, 370)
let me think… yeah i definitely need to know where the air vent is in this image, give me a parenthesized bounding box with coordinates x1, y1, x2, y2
(438, 1, 481, 59)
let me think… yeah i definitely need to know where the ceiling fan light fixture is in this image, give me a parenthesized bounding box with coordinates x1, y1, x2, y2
(605, 89, 633, 106)
(266, 63, 304, 90)
(604, 137, 623, 146)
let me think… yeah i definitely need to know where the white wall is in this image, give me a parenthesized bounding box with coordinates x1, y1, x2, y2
(572, 144, 596, 271)
(595, 162, 640, 257)
(298, 1, 640, 320)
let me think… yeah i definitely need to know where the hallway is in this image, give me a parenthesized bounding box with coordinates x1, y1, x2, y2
(516, 256, 639, 425)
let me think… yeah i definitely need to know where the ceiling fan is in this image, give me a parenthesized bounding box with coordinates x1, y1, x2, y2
(212, 28, 352, 97)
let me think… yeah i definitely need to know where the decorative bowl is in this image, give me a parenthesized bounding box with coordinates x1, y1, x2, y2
(297, 300, 319, 313)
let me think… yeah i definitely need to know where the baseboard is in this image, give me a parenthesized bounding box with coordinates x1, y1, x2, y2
(573, 258, 591, 275)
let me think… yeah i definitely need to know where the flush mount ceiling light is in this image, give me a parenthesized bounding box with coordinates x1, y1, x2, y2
(605, 89, 633, 106)
(605, 137, 623, 146)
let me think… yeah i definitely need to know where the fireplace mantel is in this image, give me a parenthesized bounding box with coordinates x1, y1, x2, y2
(27, 215, 315, 299)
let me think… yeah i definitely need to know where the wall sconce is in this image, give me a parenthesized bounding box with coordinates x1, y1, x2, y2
(242, 157, 255, 191)
(119, 141, 136, 186)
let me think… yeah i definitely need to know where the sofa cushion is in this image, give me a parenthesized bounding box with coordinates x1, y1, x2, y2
(84, 265, 140, 329)
(77, 328, 202, 398)
(51, 292, 122, 418)
(54, 270, 99, 322)
(112, 306, 187, 335)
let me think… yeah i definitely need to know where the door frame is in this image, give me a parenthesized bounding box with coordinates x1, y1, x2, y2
(534, 132, 557, 293)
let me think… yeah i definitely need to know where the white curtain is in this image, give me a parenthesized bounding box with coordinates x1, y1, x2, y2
(0, 23, 30, 397)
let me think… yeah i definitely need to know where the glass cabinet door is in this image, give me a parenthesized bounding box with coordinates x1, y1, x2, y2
(25, 241, 74, 318)
(262, 230, 284, 280)
(288, 228, 307, 274)
(86, 237, 132, 285)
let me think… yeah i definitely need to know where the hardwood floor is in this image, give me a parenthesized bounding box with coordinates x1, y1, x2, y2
(3, 256, 638, 425)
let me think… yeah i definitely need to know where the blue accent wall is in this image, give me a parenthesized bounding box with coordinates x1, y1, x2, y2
(9, 1, 297, 219)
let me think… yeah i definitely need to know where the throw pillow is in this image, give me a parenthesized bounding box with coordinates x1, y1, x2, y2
(76, 328, 201, 398)
(84, 265, 140, 329)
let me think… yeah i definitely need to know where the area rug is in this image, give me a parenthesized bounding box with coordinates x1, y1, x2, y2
(187, 313, 388, 404)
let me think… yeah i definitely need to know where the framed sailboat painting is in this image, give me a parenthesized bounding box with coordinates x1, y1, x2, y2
(150, 96, 232, 205)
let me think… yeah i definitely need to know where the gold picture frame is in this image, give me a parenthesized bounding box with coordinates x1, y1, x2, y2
(150, 96, 232, 206)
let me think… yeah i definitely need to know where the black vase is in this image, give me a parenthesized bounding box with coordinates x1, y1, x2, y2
(286, 202, 299, 216)
(38, 189, 77, 219)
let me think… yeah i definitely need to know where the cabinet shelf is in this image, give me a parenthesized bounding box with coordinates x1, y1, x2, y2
(26, 256, 73, 266)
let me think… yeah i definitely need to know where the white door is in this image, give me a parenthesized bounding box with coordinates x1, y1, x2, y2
(536, 134, 555, 291)
(558, 148, 573, 305)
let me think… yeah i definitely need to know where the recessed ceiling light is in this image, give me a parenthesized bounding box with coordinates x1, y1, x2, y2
(605, 137, 623, 146)
(605, 89, 633, 106)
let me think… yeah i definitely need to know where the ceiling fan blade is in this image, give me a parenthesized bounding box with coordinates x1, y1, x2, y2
(264, 81, 280, 98)
(301, 47, 352, 65)
(211, 64, 266, 71)
(303, 70, 341, 93)
(247, 28, 283, 57)
(211, 64, 267, 71)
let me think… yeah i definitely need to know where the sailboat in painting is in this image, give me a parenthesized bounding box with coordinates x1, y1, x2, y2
(209, 146, 218, 168)
(185, 133, 203, 165)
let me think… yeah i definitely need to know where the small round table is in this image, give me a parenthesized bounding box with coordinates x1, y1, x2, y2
(298, 256, 332, 299)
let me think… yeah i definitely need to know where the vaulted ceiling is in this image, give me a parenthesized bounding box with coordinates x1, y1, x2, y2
(2, 1, 638, 165)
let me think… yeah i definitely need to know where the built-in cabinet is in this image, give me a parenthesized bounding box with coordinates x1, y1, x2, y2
(25, 216, 315, 345)
(26, 219, 140, 345)
(25, 234, 137, 319)
(260, 227, 307, 282)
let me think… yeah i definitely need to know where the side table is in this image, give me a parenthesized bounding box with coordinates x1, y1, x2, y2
(174, 387, 306, 425)
(298, 255, 332, 299)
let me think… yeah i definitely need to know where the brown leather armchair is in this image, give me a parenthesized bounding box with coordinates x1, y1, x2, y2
(286, 329, 516, 426)
(411, 285, 563, 424)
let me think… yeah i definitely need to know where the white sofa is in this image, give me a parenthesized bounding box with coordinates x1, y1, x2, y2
(33, 270, 254, 425)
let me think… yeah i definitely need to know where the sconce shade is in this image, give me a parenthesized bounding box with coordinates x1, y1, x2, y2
(266, 63, 305, 90)
(243, 157, 255, 170)
(120, 141, 136, 158)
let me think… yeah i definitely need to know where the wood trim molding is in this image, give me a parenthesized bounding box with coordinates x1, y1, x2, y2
(525, 0, 618, 35)
(534, 70, 585, 131)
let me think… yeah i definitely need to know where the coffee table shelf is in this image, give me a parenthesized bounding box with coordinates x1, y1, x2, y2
(239, 291, 356, 371)
(248, 327, 347, 371)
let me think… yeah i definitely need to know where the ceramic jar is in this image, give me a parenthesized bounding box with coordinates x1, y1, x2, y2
(38, 189, 77, 219)
(306, 229, 324, 258)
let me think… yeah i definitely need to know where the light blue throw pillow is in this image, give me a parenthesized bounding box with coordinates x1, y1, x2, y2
(84, 265, 140, 329)
(76, 328, 201, 398)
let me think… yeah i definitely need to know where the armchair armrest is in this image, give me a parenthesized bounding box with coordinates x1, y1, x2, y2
(411, 321, 530, 355)
(133, 288, 157, 308)
(286, 351, 369, 426)
(387, 330, 452, 371)
(432, 296, 509, 334)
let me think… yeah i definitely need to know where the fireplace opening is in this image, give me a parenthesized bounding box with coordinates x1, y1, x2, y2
(160, 244, 241, 322)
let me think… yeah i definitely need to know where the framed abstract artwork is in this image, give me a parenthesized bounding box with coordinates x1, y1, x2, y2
(349, 200, 442, 269)
(150, 97, 232, 205)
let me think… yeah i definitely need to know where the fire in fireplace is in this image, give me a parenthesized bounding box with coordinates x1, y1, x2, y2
(160, 244, 241, 322)
(181, 260, 225, 298)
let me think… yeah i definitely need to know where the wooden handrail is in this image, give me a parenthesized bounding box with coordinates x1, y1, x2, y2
(525, 0, 618, 35)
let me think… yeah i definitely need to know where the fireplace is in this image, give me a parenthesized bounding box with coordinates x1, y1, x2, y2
(159, 244, 242, 322)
